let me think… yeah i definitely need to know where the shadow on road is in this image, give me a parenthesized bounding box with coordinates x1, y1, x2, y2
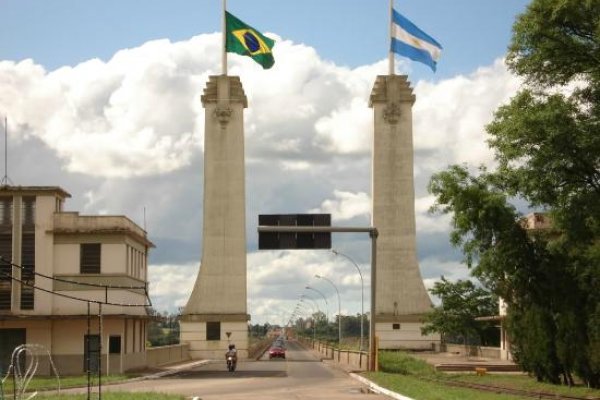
(167, 369, 288, 380)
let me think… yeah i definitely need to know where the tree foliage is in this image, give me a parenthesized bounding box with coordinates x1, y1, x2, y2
(421, 277, 498, 346)
(428, 0, 600, 387)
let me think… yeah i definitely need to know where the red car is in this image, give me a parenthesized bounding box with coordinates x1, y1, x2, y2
(268, 346, 286, 359)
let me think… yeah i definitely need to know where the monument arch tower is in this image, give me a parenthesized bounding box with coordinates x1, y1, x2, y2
(179, 75, 250, 359)
(369, 74, 440, 349)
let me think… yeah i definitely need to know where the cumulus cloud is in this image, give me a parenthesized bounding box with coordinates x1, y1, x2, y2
(309, 190, 371, 221)
(1, 31, 522, 323)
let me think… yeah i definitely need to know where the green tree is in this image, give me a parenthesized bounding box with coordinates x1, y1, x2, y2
(428, 0, 600, 387)
(421, 277, 498, 346)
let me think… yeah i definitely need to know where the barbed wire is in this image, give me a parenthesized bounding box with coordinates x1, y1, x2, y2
(0, 256, 147, 290)
(0, 269, 152, 308)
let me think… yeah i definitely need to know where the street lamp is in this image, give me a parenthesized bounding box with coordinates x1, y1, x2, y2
(305, 286, 329, 321)
(332, 249, 365, 352)
(315, 274, 342, 345)
(299, 299, 317, 341)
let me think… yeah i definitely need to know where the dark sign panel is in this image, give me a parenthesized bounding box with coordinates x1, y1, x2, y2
(258, 214, 331, 250)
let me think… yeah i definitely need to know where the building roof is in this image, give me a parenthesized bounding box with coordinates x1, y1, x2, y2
(51, 212, 155, 247)
(0, 185, 71, 199)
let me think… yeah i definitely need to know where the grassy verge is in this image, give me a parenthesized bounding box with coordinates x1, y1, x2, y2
(36, 392, 184, 399)
(1, 374, 133, 394)
(364, 351, 600, 400)
(449, 373, 600, 399)
(365, 372, 525, 400)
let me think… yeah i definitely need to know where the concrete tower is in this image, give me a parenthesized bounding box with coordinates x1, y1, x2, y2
(180, 75, 250, 359)
(369, 75, 440, 349)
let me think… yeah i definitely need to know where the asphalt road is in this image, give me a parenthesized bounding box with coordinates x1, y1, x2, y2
(80, 340, 389, 400)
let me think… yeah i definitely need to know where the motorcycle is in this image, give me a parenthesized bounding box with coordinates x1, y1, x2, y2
(226, 352, 237, 372)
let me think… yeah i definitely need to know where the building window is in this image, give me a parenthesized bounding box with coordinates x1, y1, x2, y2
(0, 198, 12, 227)
(0, 234, 12, 311)
(392, 323, 401, 330)
(22, 197, 35, 227)
(109, 336, 122, 354)
(20, 233, 35, 310)
(80, 243, 101, 274)
(206, 321, 221, 341)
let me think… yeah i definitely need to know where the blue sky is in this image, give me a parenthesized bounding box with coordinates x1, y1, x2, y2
(2, 0, 529, 78)
(1, 1, 530, 324)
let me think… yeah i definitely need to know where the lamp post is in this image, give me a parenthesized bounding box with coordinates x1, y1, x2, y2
(332, 249, 365, 351)
(306, 286, 329, 321)
(315, 274, 342, 345)
(297, 301, 316, 341)
(302, 294, 324, 337)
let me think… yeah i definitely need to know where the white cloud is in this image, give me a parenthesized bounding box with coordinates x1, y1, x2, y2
(309, 190, 371, 221)
(1, 32, 523, 324)
(148, 262, 199, 310)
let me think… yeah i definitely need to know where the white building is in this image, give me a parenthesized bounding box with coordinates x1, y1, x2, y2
(0, 185, 153, 375)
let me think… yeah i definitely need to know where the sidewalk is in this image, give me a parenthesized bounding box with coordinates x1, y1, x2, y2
(411, 351, 520, 372)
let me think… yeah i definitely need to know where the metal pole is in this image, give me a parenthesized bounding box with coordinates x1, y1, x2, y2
(369, 230, 378, 371)
(86, 302, 90, 400)
(332, 249, 365, 352)
(389, 0, 395, 75)
(256, 225, 378, 368)
(316, 275, 341, 346)
(222, 0, 227, 75)
(306, 286, 329, 321)
(98, 303, 102, 400)
(301, 295, 322, 337)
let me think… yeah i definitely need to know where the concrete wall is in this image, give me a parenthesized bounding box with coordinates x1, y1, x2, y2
(301, 338, 370, 371)
(1, 317, 148, 375)
(376, 322, 439, 350)
(180, 320, 248, 360)
(443, 343, 502, 359)
(146, 344, 190, 367)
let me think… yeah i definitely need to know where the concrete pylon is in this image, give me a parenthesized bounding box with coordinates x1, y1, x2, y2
(180, 75, 250, 359)
(369, 75, 440, 349)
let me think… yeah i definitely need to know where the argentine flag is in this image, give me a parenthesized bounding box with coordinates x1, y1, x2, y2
(391, 9, 442, 72)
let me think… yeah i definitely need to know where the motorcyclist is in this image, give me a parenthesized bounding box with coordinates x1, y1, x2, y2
(225, 344, 237, 370)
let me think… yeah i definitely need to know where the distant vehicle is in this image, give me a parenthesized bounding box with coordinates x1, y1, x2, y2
(269, 346, 286, 359)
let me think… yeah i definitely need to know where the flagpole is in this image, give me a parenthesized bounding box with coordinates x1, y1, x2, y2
(222, 0, 227, 75)
(389, 0, 395, 75)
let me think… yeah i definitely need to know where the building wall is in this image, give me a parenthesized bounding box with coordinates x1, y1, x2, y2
(180, 320, 248, 360)
(376, 322, 439, 350)
(0, 187, 152, 375)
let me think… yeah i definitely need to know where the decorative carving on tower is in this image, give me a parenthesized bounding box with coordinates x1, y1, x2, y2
(383, 102, 401, 124)
(214, 106, 233, 127)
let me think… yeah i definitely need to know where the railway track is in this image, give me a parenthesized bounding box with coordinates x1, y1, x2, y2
(423, 377, 600, 400)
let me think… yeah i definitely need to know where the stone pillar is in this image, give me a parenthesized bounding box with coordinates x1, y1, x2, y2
(180, 75, 250, 360)
(369, 75, 440, 349)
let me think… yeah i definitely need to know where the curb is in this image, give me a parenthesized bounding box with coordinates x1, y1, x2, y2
(350, 373, 415, 400)
(134, 360, 211, 381)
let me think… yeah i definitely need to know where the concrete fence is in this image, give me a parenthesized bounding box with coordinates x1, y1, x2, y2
(300, 338, 370, 371)
(442, 343, 501, 359)
(146, 343, 191, 367)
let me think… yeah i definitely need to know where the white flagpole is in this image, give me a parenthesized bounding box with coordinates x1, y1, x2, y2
(222, 0, 227, 75)
(389, 0, 395, 75)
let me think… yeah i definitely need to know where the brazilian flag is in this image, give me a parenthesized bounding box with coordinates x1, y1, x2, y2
(225, 11, 275, 69)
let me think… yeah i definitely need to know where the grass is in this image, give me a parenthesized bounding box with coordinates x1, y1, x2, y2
(36, 393, 184, 399)
(1, 374, 133, 394)
(365, 372, 525, 400)
(364, 351, 600, 400)
(450, 373, 600, 398)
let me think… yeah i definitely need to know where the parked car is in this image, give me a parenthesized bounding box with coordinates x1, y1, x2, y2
(269, 346, 286, 359)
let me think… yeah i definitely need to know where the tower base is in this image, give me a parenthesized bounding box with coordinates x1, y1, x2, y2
(376, 315, 440, 350)
(180, 318, 249, 360)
